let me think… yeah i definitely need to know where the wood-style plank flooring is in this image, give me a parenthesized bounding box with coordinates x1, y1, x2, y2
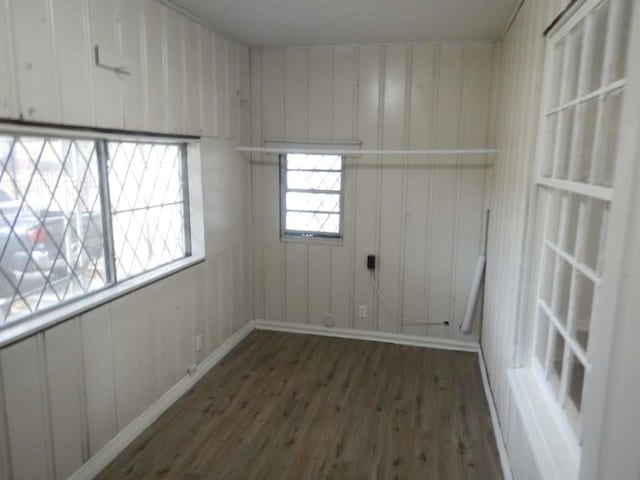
(97, 331, 503, 479)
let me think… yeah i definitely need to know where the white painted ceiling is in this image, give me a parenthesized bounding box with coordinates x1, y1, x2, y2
(167, 0, 519, 47)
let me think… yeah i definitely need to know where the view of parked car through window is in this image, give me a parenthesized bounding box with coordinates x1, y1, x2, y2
(0, 133, 189, 327)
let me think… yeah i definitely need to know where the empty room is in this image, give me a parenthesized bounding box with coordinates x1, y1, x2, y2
(0, 0, 639, 479)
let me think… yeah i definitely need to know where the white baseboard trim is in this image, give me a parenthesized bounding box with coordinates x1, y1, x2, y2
(478, 348, 513, 480)
(68, 321, 255, 480)
(253, 319, 479, 352)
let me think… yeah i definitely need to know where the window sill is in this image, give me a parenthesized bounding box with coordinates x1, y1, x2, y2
(0, 256, 205, 349)
(280, 235, 344, 246)
(508, 366, 580, 480)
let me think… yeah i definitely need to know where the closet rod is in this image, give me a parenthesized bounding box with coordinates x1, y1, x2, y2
(237, 147, 499, 156)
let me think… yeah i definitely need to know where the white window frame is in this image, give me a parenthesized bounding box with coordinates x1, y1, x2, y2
(0, 123, 205, 348)
(513, 0, 638, 478)
(279, 153, 345, 241)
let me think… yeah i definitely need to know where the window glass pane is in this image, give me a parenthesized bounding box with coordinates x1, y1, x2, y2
(285, 212, 340, 234)
(566, 352, 586, 420)
(108, 142, 186, 280)
(552, 108, 575, 179)
(286, 192, 340, 213)
(593, 90, 623, 187)
(572, 271, 595, 351)
(558, 192, 580, 256)
(607, 0, 633, 84)
(579, 198, 608, 273)
(0, 135, 105, 326)
(287, 154, 342, 171)
(584, 1, 609, 93)
(560, 24, 584, 104)
(535, 308, 551, 366)
(287, 171, 341, 191)
(550, 327, 566, 390)
(569, 100, 598, 182)
(551, 257, 573, 325)
(540, 247, 556, 306)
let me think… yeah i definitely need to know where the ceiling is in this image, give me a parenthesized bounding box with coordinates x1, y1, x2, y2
(166, 0, 519, 47)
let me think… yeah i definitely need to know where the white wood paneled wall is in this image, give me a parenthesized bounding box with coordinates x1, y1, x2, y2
(251, 42, 497, 341)
(0, 0, 252, 477)
(0, 0, 250, 141)
(0, 138, 251, 480)
(482, 1, 580, 478)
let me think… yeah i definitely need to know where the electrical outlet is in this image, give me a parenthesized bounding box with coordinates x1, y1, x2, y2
(358, 305, 367, 318)
(196, 334, 203, 352)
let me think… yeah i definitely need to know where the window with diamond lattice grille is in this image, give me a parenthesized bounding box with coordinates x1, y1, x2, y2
(0, 132, 189, 327)
(280, 154, 344, 239)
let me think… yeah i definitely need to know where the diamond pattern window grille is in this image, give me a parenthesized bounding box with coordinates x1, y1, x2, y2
(0, 133, 189, 328)
(280, 154, 344, 237)
(107, 142, 186, 280)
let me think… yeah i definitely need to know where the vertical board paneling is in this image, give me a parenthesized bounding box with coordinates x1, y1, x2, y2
(50, 0, 94, 125)
(0, 336, 50, 480)
(81, 305, 116, 455)
(0, 0, 248, 138)
(44, 321, 85, 479)
(184, 23, 203, 135)
(426, 44, 464, 337)
(142, 0, 165, 132)
(378, 44, 407, 333)
(110, 294, 142, 432)
(227, 42, 239, 140)
(308, 47, 333, 138)
(330, 46, 356, 328)
(402, 43, 436, 336)
(215, 35, 228, 138)
(0, 0, 16, 118)
(163, 9, 185, 135)
(0, 351, 11, 480)
(261, 48, 285, 322)
(10, 0, 58, 122)
(0, 4, 251, 478)
(283, 47, 308, 323)
(89, 0, 122, 128)
(201, 29, 216, 137)
(120, 0, 144, 131)
(481, 0, 568, 478)
(250, 49, 265, 321)
(252, 41, 496, 342)
(352, 45, 381, 331)
(134, 283, 159, 408)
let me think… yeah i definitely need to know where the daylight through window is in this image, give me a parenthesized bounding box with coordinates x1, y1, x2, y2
(0, 132, 189, 327)
(280, 154, 344, 238)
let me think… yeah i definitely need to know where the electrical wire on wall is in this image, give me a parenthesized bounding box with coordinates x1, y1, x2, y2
(368, 270, 449, 327)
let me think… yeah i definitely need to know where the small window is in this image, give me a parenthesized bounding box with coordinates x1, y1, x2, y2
(0, 131, 190, 327)
(280, 153, 344, 239)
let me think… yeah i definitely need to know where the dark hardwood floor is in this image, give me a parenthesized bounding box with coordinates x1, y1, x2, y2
(97, 331, 503, 479)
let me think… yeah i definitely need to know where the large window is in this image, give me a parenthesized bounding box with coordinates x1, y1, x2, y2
(279, 153, 344, 239)
(530, 0, 632, 441)
(0, 131, 189, 327)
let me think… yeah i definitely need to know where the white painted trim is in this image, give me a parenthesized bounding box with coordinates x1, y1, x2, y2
(508, 367, 580, 480)
(67, 321, 254, 480)
(253, 319, 479, 352)
(478, 348, 513, 480)
(238, 146, 499, 156)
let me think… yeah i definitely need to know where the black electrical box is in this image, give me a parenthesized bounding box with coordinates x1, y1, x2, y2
(367, 254, 376, 271)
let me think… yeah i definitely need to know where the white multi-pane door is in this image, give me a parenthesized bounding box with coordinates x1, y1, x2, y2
(531, 0, 633, 439)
